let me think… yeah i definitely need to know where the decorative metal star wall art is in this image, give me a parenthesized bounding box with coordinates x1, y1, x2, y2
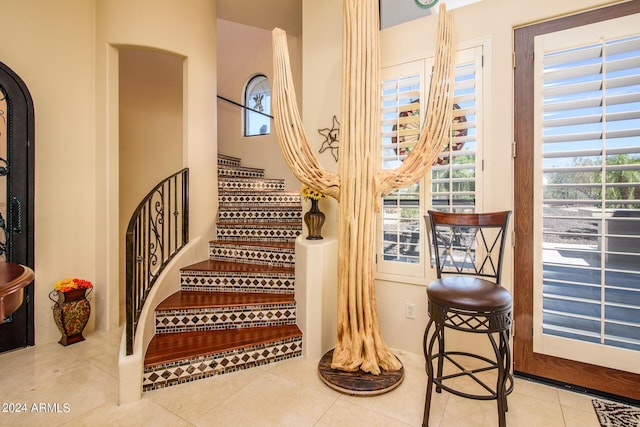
(318, 115, 340, 162)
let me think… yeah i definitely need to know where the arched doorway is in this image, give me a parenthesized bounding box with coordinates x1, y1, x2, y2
(0, 61, 35, 352)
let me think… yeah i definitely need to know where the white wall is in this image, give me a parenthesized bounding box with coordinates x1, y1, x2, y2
(0, 0, 218, 345)
(301, 0, 343, 239)
(301, 0, 624, 355)
(217, 19, 301, 191)
(118, 48, 184, 320)
(94, 0, 218, 337)
(0, 0, 100, 343)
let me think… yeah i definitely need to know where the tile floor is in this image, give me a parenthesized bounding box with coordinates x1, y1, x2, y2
(0, 327, 605, 426)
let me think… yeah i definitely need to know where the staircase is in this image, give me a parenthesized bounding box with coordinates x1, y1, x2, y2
(142, 154, 303, 391)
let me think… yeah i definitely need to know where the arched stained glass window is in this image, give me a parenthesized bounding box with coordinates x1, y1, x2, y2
(244, 74, 270, 136)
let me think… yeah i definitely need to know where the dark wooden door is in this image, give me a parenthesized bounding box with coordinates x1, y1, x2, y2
(513, 1, 640, 402)
(0, 61, 35, 352)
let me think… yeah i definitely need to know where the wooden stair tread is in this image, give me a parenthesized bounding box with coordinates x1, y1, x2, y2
(157, 290, 295, 310)
(181, 259, 294, 274)
(145, 324, 302, 367)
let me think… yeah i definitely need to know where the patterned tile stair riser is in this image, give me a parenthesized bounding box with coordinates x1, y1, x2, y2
(592, 399, 640, 427)
(218, 177, 285, 193)
(208, 242, 296, 268)
(179, 268, 295, 294)
(216, 223, 302, 242)
(218, 165, 266, 179)
(155, 304, 297, 334)
(217, 206, 302, 223)
(143, 336, 302, 391)
(218, 192, 301, 207)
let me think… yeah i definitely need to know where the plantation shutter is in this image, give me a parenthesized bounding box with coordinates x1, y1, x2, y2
(380, 61, 424, 274)
(377, 46, 482, 278)
(534, 25, 640, 371)
(431, 47, 482, 213)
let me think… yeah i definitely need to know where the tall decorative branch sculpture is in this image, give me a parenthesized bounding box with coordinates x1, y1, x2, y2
(273, 0, 455, 378)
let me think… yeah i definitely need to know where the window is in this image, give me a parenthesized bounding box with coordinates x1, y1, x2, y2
(431, 58, 479, 214)
(244, 74, 271, 136)
(380, 61, 423, 275)
(378, 46, 483, 279)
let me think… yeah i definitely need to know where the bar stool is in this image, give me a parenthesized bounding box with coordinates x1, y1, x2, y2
(423, 210, 513, 427)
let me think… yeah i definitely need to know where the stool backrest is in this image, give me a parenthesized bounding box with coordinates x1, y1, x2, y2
(426, 211, 511, 284)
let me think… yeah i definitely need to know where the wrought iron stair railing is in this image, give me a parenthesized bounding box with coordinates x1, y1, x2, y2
(125, 168, 189, 355)
(217, 95, 274, 119)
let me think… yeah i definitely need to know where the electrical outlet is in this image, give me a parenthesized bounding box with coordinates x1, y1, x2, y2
(405, 303, 416, 319)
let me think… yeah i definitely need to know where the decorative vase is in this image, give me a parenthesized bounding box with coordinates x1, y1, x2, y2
(49, 288, 92, 346)
(304, 198, 325, 240)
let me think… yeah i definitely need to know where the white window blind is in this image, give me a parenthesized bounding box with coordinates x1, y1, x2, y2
(378, 47, 483, 278)
(380, 61, 424, 274)
(432, 54, 480, 213)
(538, 33, 640, 358)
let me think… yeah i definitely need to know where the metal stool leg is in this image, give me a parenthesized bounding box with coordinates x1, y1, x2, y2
(423, 319, 435, 427)
(435, 324, 445, 393)
(489, 329, 511, 427)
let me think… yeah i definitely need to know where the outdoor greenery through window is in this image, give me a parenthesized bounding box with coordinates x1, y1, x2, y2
(379, 47, 482, 277)
(381, 69, 422, 268)
(537, 33, 640, 352)
(244, 74, 270, 136)
(432, 61, 478, 213)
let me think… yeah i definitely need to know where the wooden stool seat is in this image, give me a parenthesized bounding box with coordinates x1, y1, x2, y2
(427, 276, 512, 312)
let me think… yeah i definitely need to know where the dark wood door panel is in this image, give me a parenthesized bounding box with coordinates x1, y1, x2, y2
(513, 0, 640, 401)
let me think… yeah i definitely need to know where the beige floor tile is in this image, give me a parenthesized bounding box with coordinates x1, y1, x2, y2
(506, 392, 565, 427)
(315, 399, 413, 427)
(339, 359, 432, 426)
(438, 392, 502, 427)
(265, 355, 337, 395)
(562, 405, 601, 427)
(422, 395, 448, 427)
(1, 360, 117, 427)
(80, 329, 122, 378)
(145, 367, 258, 423)
(513, 376, 560, 403)
(393, 349, 426, 370)
(194, 371, 338, 427)
(62, 399, 193, 427)
(557, 388, 597, 413)
(1, 343, 89, 392)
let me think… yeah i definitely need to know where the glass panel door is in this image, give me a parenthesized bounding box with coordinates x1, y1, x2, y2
(513, 2, 640, 401)
(533, 15, 640, 375)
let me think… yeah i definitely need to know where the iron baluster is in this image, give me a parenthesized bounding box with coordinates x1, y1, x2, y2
(125, 168, 189, 355)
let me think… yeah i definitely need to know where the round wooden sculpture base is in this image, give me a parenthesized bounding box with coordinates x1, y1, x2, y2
(318, 349, 405, 396)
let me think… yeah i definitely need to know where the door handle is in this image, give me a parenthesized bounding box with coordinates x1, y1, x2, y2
(12, 197, 22, 234)
(0, 158, 8, 176)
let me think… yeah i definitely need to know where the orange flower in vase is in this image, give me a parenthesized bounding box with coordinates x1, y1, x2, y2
(54, 277, 93, 293)
(50, 278, 93, 345)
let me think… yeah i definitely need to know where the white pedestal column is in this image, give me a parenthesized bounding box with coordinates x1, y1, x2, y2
(294, 235, 338, 359)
